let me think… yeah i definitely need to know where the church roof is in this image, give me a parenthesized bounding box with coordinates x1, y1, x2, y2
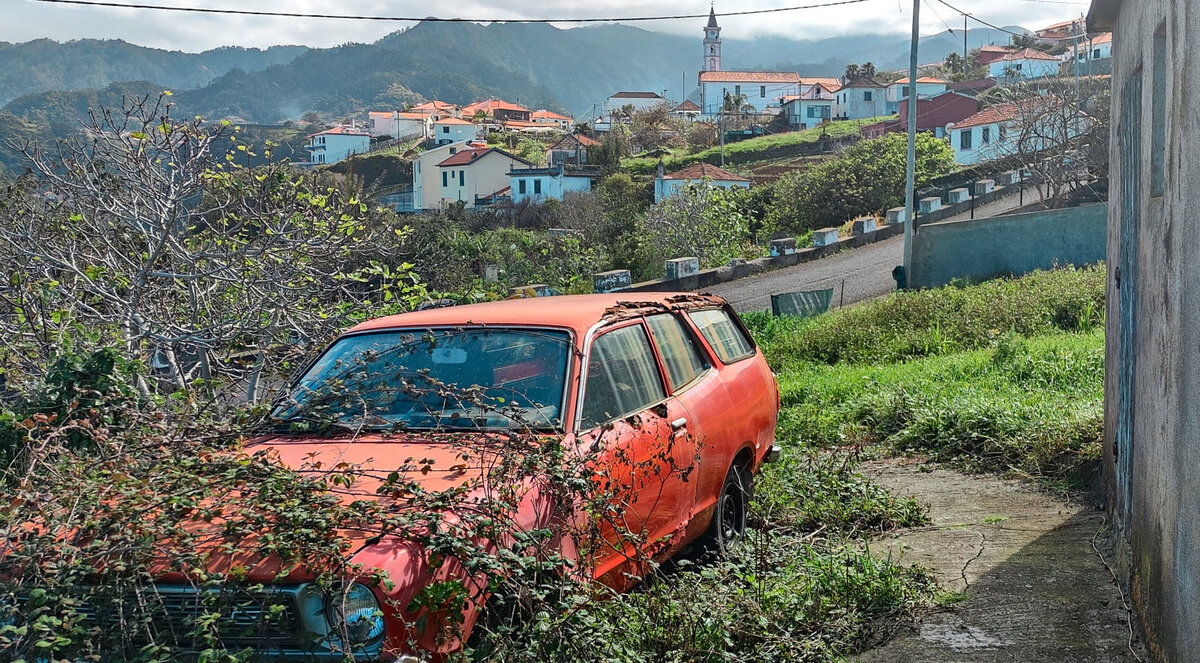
(707, 6, 719, 28)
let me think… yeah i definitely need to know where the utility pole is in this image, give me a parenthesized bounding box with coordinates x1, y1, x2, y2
(902, 0, 920, 288)
(719, 110, 726, 166)
(963, 15, 968, 78)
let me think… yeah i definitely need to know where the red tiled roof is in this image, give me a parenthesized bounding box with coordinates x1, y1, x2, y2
(371, 111, 428, 120)
(894, 77, 949, 84)
(663, 162, 749, 182)
(951, 97, 1061, 129)
(698, 71, 801, 83)
(799, 77, 842, 89)
(461, 99, 530, 115)
(309, 126, 370, 137)
(1000, 48, 1060, 62)
(671, 100, 702, 112)
(412, 100, 458, 111)
(978, 44, 1013, 53)
(572, 134, 600, 147)
(609, 91, 664, 99)
(434, 117, 474, 125)
(531, 109, 573, 121)
(436, 147, 531, 168)
(1089, 32, 1113, 45)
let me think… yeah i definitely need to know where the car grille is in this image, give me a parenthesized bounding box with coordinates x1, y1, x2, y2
(79, 585, 308, 653)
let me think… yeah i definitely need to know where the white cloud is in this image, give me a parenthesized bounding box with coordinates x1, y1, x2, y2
(1, 0, 1085, 51)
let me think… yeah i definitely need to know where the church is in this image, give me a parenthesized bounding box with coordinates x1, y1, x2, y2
(697, 6, 840, 118)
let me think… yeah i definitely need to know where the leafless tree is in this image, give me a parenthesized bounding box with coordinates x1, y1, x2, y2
(0, 94, 422, 400)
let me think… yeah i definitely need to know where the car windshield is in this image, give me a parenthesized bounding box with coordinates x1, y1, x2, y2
(273, 328, 572, 431)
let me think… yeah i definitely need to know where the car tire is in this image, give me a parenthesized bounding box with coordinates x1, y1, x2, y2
(706, 462, 750, 555)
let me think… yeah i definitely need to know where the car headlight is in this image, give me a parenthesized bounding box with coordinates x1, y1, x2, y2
(326, 583, 385, 645)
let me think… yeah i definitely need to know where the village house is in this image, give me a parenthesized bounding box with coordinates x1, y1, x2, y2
(1034, 17, 1086, 44)
(654, 161, 750, 203)
(670, 100, 702, 122)
(432, 117, 477, 145)
(547, 133, 599, 166)
(303, 126, 370, 165)
(949, 77, 998, 97)
(1064, 32, 1113, 75)
(603, 92, 666, 119)
(410, 100, 461, 120)
(975, 44, 1016, 65)
(945, 103, 1017, 165)
(461, 99, 531, 123)
(833, 76, 887, 120)
(945, 96, 1084, 165)
(699, 71, 801, 116)
(883, 77, 949, 114)
(368, 111, 431, 139)
(435, 146, 532, 209)
(1086, 0, 1199, 659)
(860, 90, 978, 139)
(412, 140, 478, 210)
(780, 83, 835, 130)
(508, 164, 600, 203)
(530, 109, 574, 131)
(989, 48, 1061, 81)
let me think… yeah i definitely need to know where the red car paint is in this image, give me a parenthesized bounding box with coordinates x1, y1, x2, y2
(240, 293, 779, 659)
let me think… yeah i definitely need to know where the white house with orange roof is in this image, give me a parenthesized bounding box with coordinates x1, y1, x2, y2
(530, 109, 574, 131)
(884, 77, 949, 114)
(989, 48, 1061, 81)
(368, 111, 431, 139)
(432, 117, 478, 145)
(304, 126, 371, 165)
(654, 162, 750, 203)
(460, 99, 531, 123)
(435, 146, 532, 209)
(410, 100, 460, 120)
(945, 96, 1084, 165)
(1068, 32, 1112, 67)
(780, 82, 835, 129)
(699, 71, 801, 116)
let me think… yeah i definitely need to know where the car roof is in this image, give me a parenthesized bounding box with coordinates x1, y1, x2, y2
(346, 292, 727, 337)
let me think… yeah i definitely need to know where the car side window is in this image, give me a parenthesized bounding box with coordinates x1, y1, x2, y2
(688, 309, 755, 364)
(579, 324, 666, 430)
(646, 313, 708, 390)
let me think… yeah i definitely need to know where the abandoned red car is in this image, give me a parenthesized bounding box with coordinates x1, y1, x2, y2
(162, 293, 779, 660)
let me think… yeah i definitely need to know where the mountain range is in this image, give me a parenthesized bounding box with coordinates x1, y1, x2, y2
(0, 19, 1027, 167)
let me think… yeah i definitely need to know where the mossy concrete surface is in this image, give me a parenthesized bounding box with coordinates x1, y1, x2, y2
(855, 458, 1146, 662)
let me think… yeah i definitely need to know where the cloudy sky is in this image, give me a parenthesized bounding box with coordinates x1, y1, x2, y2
(2, 0, 1088, 51)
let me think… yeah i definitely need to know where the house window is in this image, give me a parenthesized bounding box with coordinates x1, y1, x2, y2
(735, 85, 741, 96)
(1093, 48, 1102, 59)
(808, 106, 819, 118)
(534, 179, 542, 194)
(442, 171, 447, 187)
(459, 169, 465, 184)
(960, 129, 972, 150)
(822, 106, 830, 119)
(864, 91, 873, 101)
(760, 85, 767, 98)
(902, 87, 909, 97)
(982, 127, 991, 144)
(518, 179, 527, 194)
(1015, 63, 1023, 71)
(998, 124, 1008, 140)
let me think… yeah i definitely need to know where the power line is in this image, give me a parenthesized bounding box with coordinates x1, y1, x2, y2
(31, 0, 875, 23)
(933, 0, 1025, 37)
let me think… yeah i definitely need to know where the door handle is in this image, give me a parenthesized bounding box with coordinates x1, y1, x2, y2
(670, 417, 688, 431)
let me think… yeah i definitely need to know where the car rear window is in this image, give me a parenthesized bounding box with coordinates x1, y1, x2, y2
(688, 309, 755, 364)
(580, 324, 666, 430)
(646, 313, 708, 390)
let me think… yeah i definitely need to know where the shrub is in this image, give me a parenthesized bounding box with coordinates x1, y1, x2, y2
(765, 133, 954, 235)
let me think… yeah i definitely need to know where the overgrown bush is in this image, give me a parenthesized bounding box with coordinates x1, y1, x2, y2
(765, 133, 954, 235)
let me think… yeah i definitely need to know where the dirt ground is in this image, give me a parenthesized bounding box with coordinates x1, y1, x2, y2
(853, 458, 1147, 663)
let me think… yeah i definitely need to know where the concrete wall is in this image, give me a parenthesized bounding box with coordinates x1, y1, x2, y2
(908, 203, 1105, 288)
(1097, 0, 1200, 660)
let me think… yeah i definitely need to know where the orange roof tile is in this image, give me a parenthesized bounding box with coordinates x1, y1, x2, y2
(698, 71, 801, 83)
(799, 77, 842, 90)
(531, 109, 573, 121)
(1000, 48, 1060, 61)
(894, 77, 949, 84)
(663, 162, 749, 182)
(671, 100, 701, 112)
(308, 126, 370, 137)
(436, 147, 531, 168)
(951, 97, 1061, 129)
(461, 99, 530, 115)
(434, 117, 474, 125)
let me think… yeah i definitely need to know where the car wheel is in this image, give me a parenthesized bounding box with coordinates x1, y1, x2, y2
(707, 463, 750, 554)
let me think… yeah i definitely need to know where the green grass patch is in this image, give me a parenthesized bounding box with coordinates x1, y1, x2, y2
(622, 117, 897, 174)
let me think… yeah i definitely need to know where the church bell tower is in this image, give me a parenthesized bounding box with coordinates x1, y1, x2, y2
(703, 4, 721, 72)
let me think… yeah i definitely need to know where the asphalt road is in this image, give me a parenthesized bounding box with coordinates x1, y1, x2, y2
(708, 186, 1049, 313)
(708, 235, 903, 313)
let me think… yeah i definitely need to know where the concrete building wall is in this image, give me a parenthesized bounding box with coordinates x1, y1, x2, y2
(988, 57, 1059, 80)
(833, 86, 886, 120)
(412, 141, 470, 210)
(908, 204, 1106, 288)
(510, 173, 593, 203)
(1097, 0, 1200, 660)
(654, 178, 750, 203)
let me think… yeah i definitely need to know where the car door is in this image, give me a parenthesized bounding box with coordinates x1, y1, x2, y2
(574, 320, 695, 587)
(684, 306, 778, 509)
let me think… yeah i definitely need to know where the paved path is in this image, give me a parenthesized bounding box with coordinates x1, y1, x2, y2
(709, 187, 1049, 313)
(854, 458, 1145, 663)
